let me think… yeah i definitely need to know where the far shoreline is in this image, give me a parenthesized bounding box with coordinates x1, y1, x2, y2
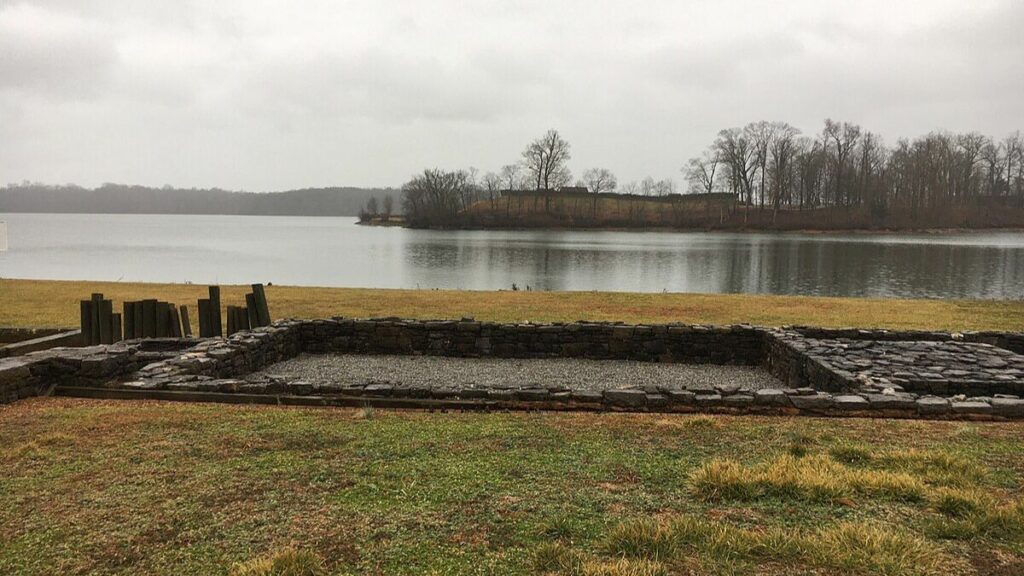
(358, 219, 1024, 236)
(4, 211, 1021, 235)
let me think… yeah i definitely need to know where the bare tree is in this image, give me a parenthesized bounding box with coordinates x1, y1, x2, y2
(500, 164, 522, 190)
(581, 168, 617, 194)
(714, 127, 758, 210)
(767, 122, 801, 216)
(401, 169, 478, 227)
(684, 150, 720, 194)
(823, 119, 862, 207)
(639, 176, 657, 196)
(580, 168, 617, 222)
(482, 172, 502, 202)
(522, 129, 573, 191)
(382, 195, 394, 218)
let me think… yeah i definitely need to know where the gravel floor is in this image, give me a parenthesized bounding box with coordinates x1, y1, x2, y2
(248, 353, 782, 391)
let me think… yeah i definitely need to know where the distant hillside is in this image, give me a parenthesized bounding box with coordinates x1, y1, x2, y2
(0, 183, 399, 217)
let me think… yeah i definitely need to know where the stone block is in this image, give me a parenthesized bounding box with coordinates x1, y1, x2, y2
(570, 390, 603, 403)
(480, 389, 512, 401)
(863, 393, 917, 410)
(287, 381, 314, 395)
(754, 389, 790, 406)
(666, 390, 697, 404)
(916, 396, 951, 415)
(515, 388, 551, 401)
(951, 401, 993, 415)
(646, 393, 669, 408)
(364, 384, 394, 396)
(991, 397, 1024, 417)
(790, 393, 834, 410)
(604, 389, 647, 408)
(834, 395, 869, 410)
(721, 394, 754, 407)
(694, 394, 723, 406)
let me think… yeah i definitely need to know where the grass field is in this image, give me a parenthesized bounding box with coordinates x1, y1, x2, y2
(2, 279, 1023, 574)
(2, 278, 1023, 332)
(1, 398, 1022, 575)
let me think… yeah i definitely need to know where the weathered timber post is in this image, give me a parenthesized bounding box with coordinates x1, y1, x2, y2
(155, 302, 169, 337)
(251, 284, 271, 327)
(132, 301, 144, 339)
(197, 299, 212, 338)
(208, 286, 223, 337)
(237, 304, 251, 331)
(169, 305, 183, 338)
(80, 300, 94, 345)
(245, 293, 259, 329)
(226, 305, 237, 335)
(90, 293, 103, 345)
(142, 299, 157, 338)
(123, 302, 135, 340)
(179, 305, 193, 337)
(98, 299, 113, 345)
(112, 312, 122, 342)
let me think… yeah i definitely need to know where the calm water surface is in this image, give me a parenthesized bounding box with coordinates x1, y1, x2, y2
(1, 213, 1022, 298)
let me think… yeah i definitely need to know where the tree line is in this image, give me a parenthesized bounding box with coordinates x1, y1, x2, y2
(0, 183, 398, 217)
(401, 122, 1024, 228)
(684, 120, 1024, 221)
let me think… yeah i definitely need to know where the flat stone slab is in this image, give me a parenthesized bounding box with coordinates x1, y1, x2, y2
(795, 337, 1024, 396)
(247, 353, 783, 392)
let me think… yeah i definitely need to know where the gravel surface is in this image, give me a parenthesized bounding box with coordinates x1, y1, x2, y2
(248, 353, 782, 391)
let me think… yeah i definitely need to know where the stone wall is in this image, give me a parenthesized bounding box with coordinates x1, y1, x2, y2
(764, 331, 854, 392)
(0, 338, 205, 403)
(300, 318, 766, 364)
(0, 327, 67, 344)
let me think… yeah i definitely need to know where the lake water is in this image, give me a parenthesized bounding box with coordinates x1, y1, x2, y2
(1, 213, 1022, 298)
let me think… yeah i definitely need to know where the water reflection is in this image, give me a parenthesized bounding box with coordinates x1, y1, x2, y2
(396, 229, 1024, 297)
(1, 213, 1022, 298)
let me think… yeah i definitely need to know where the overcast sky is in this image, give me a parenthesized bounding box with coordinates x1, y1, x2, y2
(1, 0, 1022, 191)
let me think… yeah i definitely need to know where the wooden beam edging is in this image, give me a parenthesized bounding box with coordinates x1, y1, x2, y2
(49, 386, 1020, 421)
(53, 386, 499, 411)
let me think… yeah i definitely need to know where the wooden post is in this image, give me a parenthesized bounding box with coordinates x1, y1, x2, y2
(112, 312, 123, 342)
(251, 284, 271, 327)
(91, 293, 103, 345)
(169, 305, 183, 338)
(155, 302, 169, 337)
(180, 305, 193, 337)
(142, 299, 157, 338)
(226, 306, 237, 336)
(198, 299, 212, 338)
(237, 304, 251, 331)
(122, 302, 134, 340)
(132, 301, 144, 339)
(80, 300, 93, 346)
(245, 293, 259, 329)
(98, 299, 113, 345)
(208, 286, 223, 337)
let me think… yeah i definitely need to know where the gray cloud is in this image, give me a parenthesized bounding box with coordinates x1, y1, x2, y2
(0, 0, 1021, 191)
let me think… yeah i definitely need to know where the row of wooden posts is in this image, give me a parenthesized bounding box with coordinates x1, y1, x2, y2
(79, 284, 272, 345)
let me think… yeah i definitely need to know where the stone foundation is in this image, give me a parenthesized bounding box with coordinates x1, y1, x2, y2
(2, 317, 1023, 420)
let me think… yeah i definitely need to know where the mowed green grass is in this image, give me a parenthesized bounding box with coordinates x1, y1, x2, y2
(1, 399, 1022, 575)
(2, 278, 1023, 331)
